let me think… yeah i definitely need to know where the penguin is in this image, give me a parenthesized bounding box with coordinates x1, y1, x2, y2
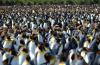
(35, 44, 47, 65)
(3, 36, 13, 49)
(28, 36, 37, 61)
(18, 47, 28, 65)
(22, 55, 31, 65)
(10, 50, 18, 65)
(37, 31, 43, 43)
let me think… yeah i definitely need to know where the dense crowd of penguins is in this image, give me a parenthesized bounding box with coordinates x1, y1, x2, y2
(0, 5, 100, 65)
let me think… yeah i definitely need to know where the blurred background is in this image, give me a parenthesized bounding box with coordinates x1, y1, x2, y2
(0, 0, 99, 5)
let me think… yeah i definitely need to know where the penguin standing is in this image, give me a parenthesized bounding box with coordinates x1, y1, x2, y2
(35, 44, 47, 65)
(22, 55, 31, 65)
(18, 47, 28, 65)
(28, 36, 37, 61)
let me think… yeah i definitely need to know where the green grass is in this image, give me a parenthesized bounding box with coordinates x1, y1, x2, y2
(0, 0, 100, 5)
